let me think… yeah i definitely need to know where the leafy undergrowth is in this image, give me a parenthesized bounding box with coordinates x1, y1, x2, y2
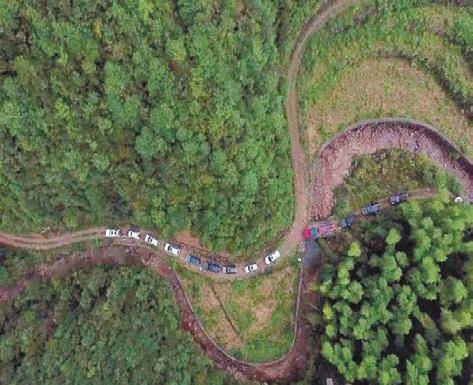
(0, 265, 242, 385)
(332, 149, 463, 218)
(178, 260, 299, 362)
(299, 1, 473, 158)
(316, 195, 472, 385)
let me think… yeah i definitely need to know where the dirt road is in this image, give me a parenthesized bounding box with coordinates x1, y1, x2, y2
(312, 119, 473, 219)
(0, 244, 318, 384)
(0, 0, 472, 383)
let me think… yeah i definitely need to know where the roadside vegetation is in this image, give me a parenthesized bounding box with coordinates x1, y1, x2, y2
(0, 241, 104, 286)
(332, 149, 463, 218)
(313, 195, 472, 385)
(0, 265, 242, 385)
(178, 259, 300, 362)
(299, 1, 473, 158)
(0, 0, 332, 255)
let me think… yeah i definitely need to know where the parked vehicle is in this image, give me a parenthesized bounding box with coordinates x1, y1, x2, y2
(361, 202, 381, 216)
(340, 214, 356, 229)
(389, 192, 408, 206)
(185, 254, 201, 268)
(265, 250, 281, 265)
(223, 265, 237, 274)
(303, 227, 317, 240)
(144, 234, 159, 246)
(317, 222, 338, 236)
(165, 243, 180, 256)
(454, 196, 464, 204)
(202, 261, 222, 273)
(105, 229, 121, 238)
(244, 263, 258, 273)
(127, 229, 140, 239)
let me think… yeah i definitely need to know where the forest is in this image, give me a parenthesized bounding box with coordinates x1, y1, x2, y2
(0, 0, 472, 384)
(0, 265, 241, 385)
(0, 0, 319, 254)
(316, 193, 472, 385)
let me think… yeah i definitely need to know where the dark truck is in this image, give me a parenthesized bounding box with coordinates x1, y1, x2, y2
(389, 192, 408, 206)
(202, 261, 222, 273)
(185, 254, 201, 268)
(361, 202, 381, 216)
(340, 214, 356, 229)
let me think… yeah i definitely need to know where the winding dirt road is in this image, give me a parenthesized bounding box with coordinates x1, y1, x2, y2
(0, 0, 472, 383)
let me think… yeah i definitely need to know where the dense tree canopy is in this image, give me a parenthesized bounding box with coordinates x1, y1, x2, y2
(318, 193, 472, 385)
(0, 0, 320, 254)
(0, 265, 239, 385)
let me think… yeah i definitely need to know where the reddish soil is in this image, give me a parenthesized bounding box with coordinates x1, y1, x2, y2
(312, 119, 473, 219)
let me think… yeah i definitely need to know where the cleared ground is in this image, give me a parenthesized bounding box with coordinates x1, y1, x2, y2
(299, 4, 473, 159)
(305, 58, 472, 157)
(179, 262, 299, 362)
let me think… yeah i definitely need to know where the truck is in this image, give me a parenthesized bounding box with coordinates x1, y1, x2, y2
(303, 227, 318, 240)
(202, 261, 222, 273)
(340, 214, 356, 229)
(389, 192, 408, 206)
(361, 202, 381, 216)
(303, 222, 338, 239)
(317, 222, 338, 237)
(223, 265, 237, 274)
(185, 254, 201, 268)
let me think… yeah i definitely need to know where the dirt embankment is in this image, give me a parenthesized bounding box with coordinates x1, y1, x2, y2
(312, 119, 473, 219)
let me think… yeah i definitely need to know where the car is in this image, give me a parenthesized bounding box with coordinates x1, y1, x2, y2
(265, 250, 281, 265)
(340, 214, 356, 229)
(244, 263, 258, 273)
(144, 234, 159, 246)
(223, 265, 237, 274)
(185, 254, 201, 268)
(389, 192, 409, 206)
(165, 243, 181, 256)
(127, 229, 140, 239)
(202, 261, 222, 273)
(361, 202, 381, 216)
(105, 229, 121, 238)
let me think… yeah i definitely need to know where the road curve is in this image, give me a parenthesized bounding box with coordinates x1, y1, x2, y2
(312, 118, 473, 219)
(0, 0, 472, 383)
(1, 117, 471, 382)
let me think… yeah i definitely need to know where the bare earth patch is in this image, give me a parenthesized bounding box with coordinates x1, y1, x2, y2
(214, 266, 299, 360)
(305, 58, 472, 157)
(179, 264, 299, 361)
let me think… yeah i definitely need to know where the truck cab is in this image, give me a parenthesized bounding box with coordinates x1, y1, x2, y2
(202, 261, 222, 273)
(303, 227, 318, 240)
